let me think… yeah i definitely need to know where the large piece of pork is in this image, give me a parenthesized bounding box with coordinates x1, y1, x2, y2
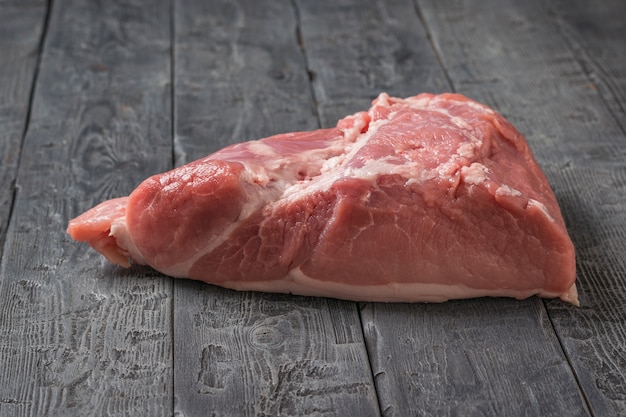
(67, 93, 578, 305)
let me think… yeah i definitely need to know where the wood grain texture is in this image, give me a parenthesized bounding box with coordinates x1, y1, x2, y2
(547, 0, 626, 131)
(293, 0, 449, 127)
(172, 1, 379, 415)
(362, 299, 589, 417)
(416, 0, 626, 415)
(173, 0, 319, 165)
(0, 0, 174, 416)
(0, 2, 46, 259)
(548, 166, 626, 417)
(174, 283, 378, 417)
(296, 0, 591, 415)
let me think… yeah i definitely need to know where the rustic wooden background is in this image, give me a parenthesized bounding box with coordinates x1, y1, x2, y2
(0, 0, 624, 416)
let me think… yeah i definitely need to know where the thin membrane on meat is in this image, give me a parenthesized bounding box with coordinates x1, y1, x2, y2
(67, 93, 578, 305)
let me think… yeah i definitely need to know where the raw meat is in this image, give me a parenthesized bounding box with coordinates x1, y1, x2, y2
(67, 93, 578, 305)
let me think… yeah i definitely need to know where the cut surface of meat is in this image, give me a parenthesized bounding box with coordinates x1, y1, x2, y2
(67, 93, 578, 305)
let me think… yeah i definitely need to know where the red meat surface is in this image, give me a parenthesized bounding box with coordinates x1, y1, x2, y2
(67, 93, 578, 304)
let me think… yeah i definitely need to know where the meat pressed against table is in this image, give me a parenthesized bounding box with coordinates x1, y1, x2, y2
(67, 93, 578, 305)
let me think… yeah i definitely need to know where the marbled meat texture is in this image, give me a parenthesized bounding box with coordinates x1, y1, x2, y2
(67, 93, 578, 304)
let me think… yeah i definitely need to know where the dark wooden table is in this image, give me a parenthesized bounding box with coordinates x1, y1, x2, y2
(1, 0, 624, 416)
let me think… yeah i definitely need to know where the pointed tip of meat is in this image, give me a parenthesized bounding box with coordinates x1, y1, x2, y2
(66, 197, 133, 268)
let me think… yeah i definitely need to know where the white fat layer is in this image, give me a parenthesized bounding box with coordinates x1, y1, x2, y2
(217, 267, 579, 305)
(110, 218, 146, 265)
(404, 93, 495, 115)
(496, 184, 523, 197)
(528, 198, 555, 222)
(160, 216, 249, 277)
(460, 162, 489, 184)
(245, 140, 280, 158)
(457, 142, 476, 158)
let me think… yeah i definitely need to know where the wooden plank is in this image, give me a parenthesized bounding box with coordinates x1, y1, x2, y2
(363, 300, 590, 416)
(174, 283, 378, 416)
(0, 0, 174, 416)
(416, 0, 626, 415)
(295, 0, 591, 415)
(545, 0, 626, 414)
(173, 0, 319, 164)
(172, 1, 379, 415)
(0, 1, 46, 259)
(547, 0, 626, 130)
(294, 0, 449, 127)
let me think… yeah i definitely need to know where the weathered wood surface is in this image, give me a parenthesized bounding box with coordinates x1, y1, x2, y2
(294, 0, 448, 126)
(0, 0, 174, 415)
(540, 0, 626, 414)
(0, 0, 624, 416)
(548, 0, 626, 131)
(0, 1, 47, 258)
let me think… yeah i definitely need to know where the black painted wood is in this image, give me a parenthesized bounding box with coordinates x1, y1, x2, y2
(172, 1, 379, 416)
(0, 0, 174, 415)
(363, 300, 591, 417)
(547, 0, 626, 131)
(173, 0, 320, 164)
(0, 0, 624, 416)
